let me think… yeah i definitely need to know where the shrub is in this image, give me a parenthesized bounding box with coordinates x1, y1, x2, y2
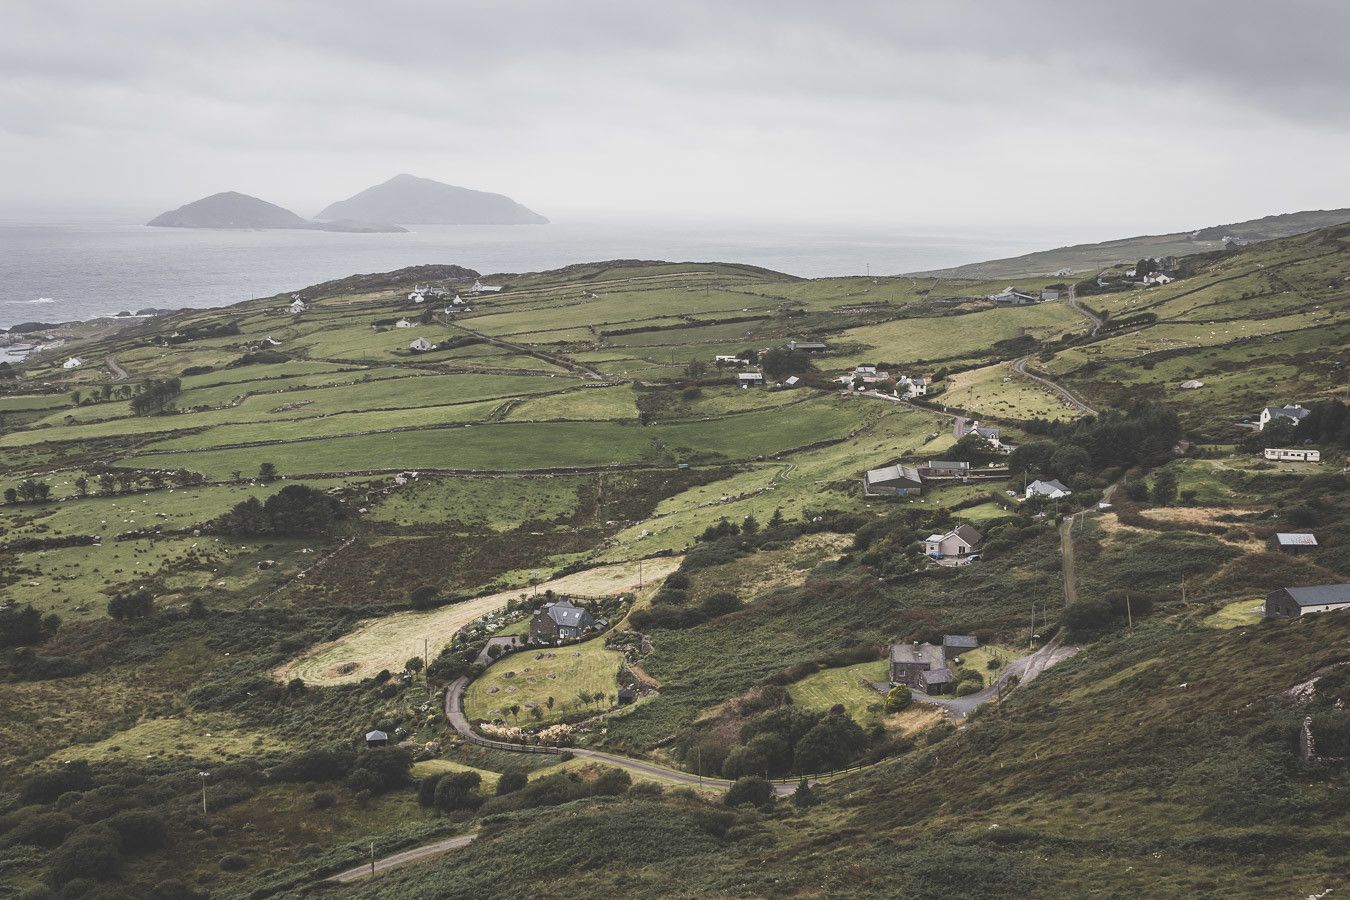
(885, 685, 912, 712)
(725, 776, 774, 807)
(218, 853, 249, 872)
(106, 809, 167, 853)
(433, 772, 483, 812)
(417, 774, 443, 807)
(22, 761, 93, 804)
(2, 810, 79, 848)
(311, 792, 336, 810)
(47, 827, 122, 885)
(592, 769, 632, 796)
(791, 779, 818, 808)
(793, 713, 868, 773)
(629, 781, 662, 797)
(954, 681, 981, 697)
(1063, 598, 1116, 638)
(701, 592, 742, 617)
(496, 771, 527, 796)
(270, 748, 354, 783)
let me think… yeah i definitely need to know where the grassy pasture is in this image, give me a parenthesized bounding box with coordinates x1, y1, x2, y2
(833, 301, 1083, 367)
(1202, 597, 1266, 629)
(942, 362, 1080, 420)
(277, 558, 679, 686)
(505, 385, 638, 421)
(463, 638, 625, 726)
(367, 475, 587, 530)
(787, 658, 889, 725)
(123, 397, 875, 478)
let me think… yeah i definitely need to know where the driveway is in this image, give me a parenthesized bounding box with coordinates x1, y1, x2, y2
(913, 635, 1079, 719)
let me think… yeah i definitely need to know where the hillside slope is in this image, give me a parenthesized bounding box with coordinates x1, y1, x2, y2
(915, 207, 1350, 279)
(316, 174, 549, 225)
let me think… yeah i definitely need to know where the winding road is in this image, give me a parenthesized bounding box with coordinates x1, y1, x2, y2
(327, 833, 479, 883)
(1009, 355, 1097, 417)
(912, 634, 1079, 718)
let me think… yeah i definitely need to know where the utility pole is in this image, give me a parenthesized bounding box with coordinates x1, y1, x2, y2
(198, 771, 210, 814)
(1125, 593, 1134, 631)
(1029, 600, 1036, 649)
(369, 841, 376, 877)
(638, 558, 644, 591)
(697, 746, 702, 790)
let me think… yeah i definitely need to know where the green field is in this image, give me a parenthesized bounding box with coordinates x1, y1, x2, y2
(463, 638, 625, 726)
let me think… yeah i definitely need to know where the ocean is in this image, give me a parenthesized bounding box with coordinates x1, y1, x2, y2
(0, 219, 1058, 331)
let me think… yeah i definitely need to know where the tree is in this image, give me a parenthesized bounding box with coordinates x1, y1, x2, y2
(35, 482, 50, 501)
(257, 462, 278, 482)
(70, 390, 82, 406)
(791, 778, 818, 808)
(409, 584, 440, 610)
(3, 488, 15, 504)
(793, 713, 867, 773)
(130, 377, 182, 416)
(1064, 597, 1115, 638)
(701, 591, 742, 618)
(759, 348, 811, 381)
(0, 603, 45, 647)
(741, 514, 759, 535)
(546, 696, 555, 711)
(768, 508, 785, 529)
(74, 476, 89, 497)
(1151, 469, 1178, 506)
(885, 684, 912, 712)
(98, 473, 117, 496)
(725, 776, 774, 807)
(432, 772, 482, 812)
(508, 704, 521, 721)
(405, 656, 425, 677)
(685, 359, 708, 378)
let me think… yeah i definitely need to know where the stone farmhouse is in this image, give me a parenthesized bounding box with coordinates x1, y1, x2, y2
(1265, 584, 1350, 619)
(529, 598, 595, 644)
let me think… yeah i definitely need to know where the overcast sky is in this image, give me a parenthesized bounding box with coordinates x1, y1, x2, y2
(4, 0, 1349, 234)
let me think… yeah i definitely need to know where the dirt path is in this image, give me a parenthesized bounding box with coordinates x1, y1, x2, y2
(1064, 283, 1103, 335)
(327, 832, 478, 882)
(1009, 355, 1097, 417)
(105, 356, 128, 381)
(1060, 516, 1079, 607)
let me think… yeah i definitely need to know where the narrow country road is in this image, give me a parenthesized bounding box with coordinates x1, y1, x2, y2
(1064, 283, 1104, 335)
(443, 676, 795, 795)
(327, 833, 478, 883)
(1010, 354, 1097, 417)
(105, 356, 128, 381)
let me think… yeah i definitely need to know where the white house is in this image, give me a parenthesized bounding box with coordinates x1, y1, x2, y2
(1258, 404, 1310, 431)
(1264, 447, 1321, 463)
(896, 375, 928, 397)
(1180, 379, 1205, 389)
(408, 337, 435, 352)
(1040, 288, 1060, 302)
(469, 280, 502, 293)
(288, 299, 306, 313)
(737, 372, 765, 388)
(1143, 272, 1174, 285)
(1025, 478, 1072, 500)
(714, 354, 748, 365)
(395, 318, 416, 329)
(1054, 268, 1073, 277)
(1125, 268, 1137, 278)
(62, 357, 83, 369)
(924, 524, 984, 564)
(408, 292, 425, 303)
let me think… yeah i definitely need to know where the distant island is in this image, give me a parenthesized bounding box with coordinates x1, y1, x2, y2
(315, 174, 548, 225)
(147, 191, 407, 233)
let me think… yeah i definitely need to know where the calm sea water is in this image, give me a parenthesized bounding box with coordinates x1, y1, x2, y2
(0, 219, 1055, 330)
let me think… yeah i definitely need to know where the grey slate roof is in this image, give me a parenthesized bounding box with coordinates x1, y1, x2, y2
(1263, 405, 1309, 420)
(1027, 478, 1071, 495)
(365, 730, 388, 741)
(926, 460, 970, 471)
(542, 599, 591, 628)
(943, 635, 979, 650)
(921, 667, 954, 686)
(866, 463, 922, 486)
(890, 642, 946, 668)
(1280, 584, 1350, 607)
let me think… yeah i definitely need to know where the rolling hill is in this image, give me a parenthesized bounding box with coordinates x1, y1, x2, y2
(148, 191, 406, 232)
(914, 207, 1350, 279)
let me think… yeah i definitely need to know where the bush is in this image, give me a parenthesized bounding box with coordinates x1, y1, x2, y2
(592, 768, 632, 796)
(954, 681, 981, 697)
(1063, 598, 1116, 639)
(22, 761, 93, 804)
(725, 776, 774, 807)
(701, 592, 742, 618)
(311, 792, 336, 810)
(417, 774, 443, 807)
(496, 771, 527, 796)
(270, 748, 354, 783)
(433, 772, 483, 812)
(792, 713, 868, 773)
(1, 810, 79, 847)
(47, 827, 122, 885)
(106, 809, 167, 853)
(885, 685, 912, 712)
(217, 853, 249, 872)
